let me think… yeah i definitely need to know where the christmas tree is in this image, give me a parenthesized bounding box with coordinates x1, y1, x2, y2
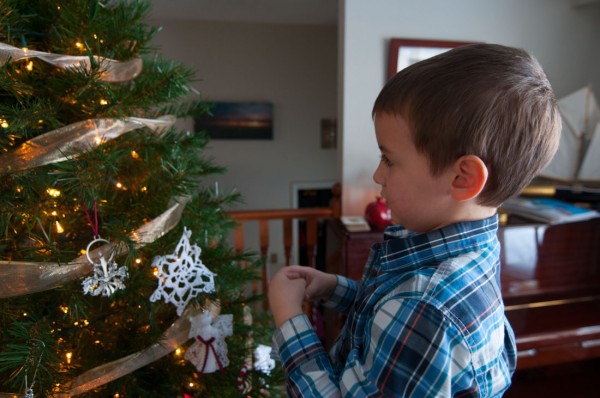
(0, 1, 282, 396)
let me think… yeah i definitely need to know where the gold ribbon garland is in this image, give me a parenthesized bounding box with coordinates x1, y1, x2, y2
(0, 197, 190, 299)
(58, 302, 220, 396)
(0, 42, 142, 83)
(0, 304, 205, 397)
(58, 305, 204, 396)
(0, 115, 176, 173)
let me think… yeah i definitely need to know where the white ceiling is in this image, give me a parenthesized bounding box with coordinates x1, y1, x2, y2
(148, 0, 338, 26)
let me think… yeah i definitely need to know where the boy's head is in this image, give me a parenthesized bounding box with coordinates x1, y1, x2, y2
(372, 43, 561, 208)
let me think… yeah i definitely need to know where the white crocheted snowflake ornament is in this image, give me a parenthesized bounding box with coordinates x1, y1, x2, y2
(149, 227, 216, 315)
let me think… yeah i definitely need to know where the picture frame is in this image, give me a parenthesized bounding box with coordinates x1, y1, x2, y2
(387, 38, 474, 79)
(195, 102, 273, 140)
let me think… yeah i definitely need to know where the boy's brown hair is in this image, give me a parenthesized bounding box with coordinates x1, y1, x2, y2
(373, 43, 561, 207)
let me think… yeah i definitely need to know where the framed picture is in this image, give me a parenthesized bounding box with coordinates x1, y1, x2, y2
(195, 102, 273, 140)
(387, 38, 474, 79)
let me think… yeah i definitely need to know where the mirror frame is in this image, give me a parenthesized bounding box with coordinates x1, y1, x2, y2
(387, 38, 474, 79)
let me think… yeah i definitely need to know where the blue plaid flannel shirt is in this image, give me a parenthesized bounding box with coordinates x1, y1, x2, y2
(272, 215, 517, 397)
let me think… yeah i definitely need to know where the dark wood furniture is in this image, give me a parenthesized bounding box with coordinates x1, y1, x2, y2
(323, 222, 382, 347)
(324, 217, 600, 371)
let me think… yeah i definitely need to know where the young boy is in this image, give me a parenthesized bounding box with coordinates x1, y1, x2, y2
(269, 43, 561, 397)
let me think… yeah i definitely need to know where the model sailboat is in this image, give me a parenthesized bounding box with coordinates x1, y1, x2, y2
(541, 86, 600, 183)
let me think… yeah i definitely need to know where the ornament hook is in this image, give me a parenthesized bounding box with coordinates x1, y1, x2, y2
(24, 339, 45, 398)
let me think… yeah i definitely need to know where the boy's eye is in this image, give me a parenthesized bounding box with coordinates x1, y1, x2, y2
(380, 154, 393, 166)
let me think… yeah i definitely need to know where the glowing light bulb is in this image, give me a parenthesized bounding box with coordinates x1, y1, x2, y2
(26, 60, 33, 71)
(46, 188, 61, 197)
(66, 352, 72, 364)
(153, 268, 158, 277)
(99, 99, 108, 105)
(75, 42, 83, 49)
(189, 382, 194, 388)
(60, 306, 69, 314)
(0, 119, 8, 128)
(131, 150, 139, 159)
(135, 258, 142, 265)
(175, 348, 182, 356)
(55, 221, 64, 234)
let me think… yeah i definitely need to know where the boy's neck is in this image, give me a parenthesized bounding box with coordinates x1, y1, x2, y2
(421, 204, 497, 233)
(448, 204, 497, 227)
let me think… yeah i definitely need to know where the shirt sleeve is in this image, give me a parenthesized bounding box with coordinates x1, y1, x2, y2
(323, 275, 358, 314)
(272, 314, 342, 397)
(272, 296, 477, 398)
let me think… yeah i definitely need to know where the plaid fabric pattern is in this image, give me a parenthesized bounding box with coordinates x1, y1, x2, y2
(272, 215, 517, 397)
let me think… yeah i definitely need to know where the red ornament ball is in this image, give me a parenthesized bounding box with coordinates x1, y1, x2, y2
(365, 197, 392, 230)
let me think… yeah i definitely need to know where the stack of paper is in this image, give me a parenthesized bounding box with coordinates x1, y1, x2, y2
(501, 197, 599, 224)
(341, 216, 371, 232)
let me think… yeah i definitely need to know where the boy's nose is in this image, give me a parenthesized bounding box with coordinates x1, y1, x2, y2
(373, 163, 384, 185)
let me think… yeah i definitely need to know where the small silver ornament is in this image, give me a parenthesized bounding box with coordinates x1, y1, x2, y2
(81, 237, 128, 297)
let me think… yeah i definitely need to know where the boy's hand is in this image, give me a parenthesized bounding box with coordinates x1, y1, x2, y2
(283, 265, 338, 302)
(269, 268, 306, 327)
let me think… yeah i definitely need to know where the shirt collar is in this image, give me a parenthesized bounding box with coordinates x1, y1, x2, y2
(374, 214, 499, 272)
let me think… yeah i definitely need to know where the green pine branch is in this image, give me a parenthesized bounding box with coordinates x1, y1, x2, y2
(0, 1, 279, 396)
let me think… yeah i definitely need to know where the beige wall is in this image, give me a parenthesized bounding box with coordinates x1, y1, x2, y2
(151, 20, 338, 211)
(149, 19, 338, 266)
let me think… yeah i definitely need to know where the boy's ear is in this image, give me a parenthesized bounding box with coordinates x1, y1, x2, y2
(450, 155, 488, 202)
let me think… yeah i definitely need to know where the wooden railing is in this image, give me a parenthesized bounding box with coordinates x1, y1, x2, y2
(228, 184, 341, 310)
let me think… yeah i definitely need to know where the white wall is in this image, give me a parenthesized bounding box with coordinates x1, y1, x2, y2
(151, 20, 338, 211)
(340, 0, 600, 215)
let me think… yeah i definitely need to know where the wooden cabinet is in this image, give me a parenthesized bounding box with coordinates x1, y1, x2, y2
(324, 217, 600, 371)
(324, 220, 380, 281)
(323, 221, 381, 347)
